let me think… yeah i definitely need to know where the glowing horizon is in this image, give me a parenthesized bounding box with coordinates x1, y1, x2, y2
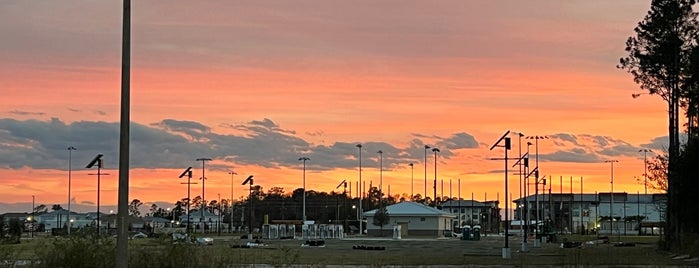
(0, 1, 671, 212)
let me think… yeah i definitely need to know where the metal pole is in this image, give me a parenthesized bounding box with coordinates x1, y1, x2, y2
(606, 160, 619, 239)
(116, 0, 131, 266)
(433, 148, 440, 207)
(534, 138, 540, 246)
(378, 150, 383, 193)
(409, 163, 414, 199)
(67, 146, 76, 235)
(504, 137, 510, 251)
(580, 176, 584, 234)
(97, 160, 102, 235)
(197, 158, 212, 233)
(517, 133, 523, 239)
(31, 195, 35, 238)
(356, 144, 363, 235)
(299, 157, 310, 222)
(424, 145, 430, 202)
(458, 179, 461, 229)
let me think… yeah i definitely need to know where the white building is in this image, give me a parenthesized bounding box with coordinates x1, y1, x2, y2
(180, 209, 221, 231)
(364, 202, 455, 237)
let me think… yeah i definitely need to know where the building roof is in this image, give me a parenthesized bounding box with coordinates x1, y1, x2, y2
(512, 193, 667, 203)
(364, 202, 455, 217)
(441, 200, 488, 208)
(143, 216, 172, 223)
(1, 212, 28, 219)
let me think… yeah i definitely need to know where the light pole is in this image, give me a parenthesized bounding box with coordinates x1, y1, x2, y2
(377, 150, 383, 193)
(511, 133, 529, 252)
(229, 170, 237, 232)
(526, 135, 548, 246)
(409, 163, 414, 199)
(178, 167, 195, 233)
(86, 154, 105, 235)
(432, 147, 440, 208)
(242, 175, 254, 239)
(356, 144, 363, 235)
(524, 141, 532, 249)
(605, 159, 619, 240)
(424, 145, 430, 203)
(196, 158, 212, 233)
(67, 146, 76, 235)
(218, 193, 222, 236)
(299, 157, 310, 222)
(30, 195, 35, 238)
(229, 171, 237, 205)
(489, 130, 511, 259)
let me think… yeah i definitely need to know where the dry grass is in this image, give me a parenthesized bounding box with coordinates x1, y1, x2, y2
(2, 234, 696, 266)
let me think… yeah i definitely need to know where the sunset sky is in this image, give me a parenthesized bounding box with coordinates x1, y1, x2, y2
(0, 1, 673, 213)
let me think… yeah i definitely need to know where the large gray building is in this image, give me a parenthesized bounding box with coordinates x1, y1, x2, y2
(513, 193, 666, 235)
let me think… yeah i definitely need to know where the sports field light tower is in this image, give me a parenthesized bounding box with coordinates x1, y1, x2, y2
(489, 131, 512, 259)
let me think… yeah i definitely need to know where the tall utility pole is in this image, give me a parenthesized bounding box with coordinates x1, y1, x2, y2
(606, 159, 619, 239)
(424, 145, 430, 203)
(432, 148, 440, 208)
(116, 1, 131, 266)
(356, 144, 363, 235)
(197, 158, 212, 233)
(67, 146, 76, 235)
(299, 157, 310, 222)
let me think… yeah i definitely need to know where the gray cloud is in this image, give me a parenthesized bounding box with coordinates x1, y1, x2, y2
(437, 132, 479, 150)
(545, 133, 650, 162)
(8, 110, 46, 116)
(540, 149, 604, 163)
(0, 117, 475, 172)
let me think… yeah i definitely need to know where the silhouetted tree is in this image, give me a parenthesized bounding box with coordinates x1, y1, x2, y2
(637, 153, 669, 192)
(7, 218, 22, 243)
(34, 204, 47, 214)
(619, 0, 698, 249)
(129, 199, 143, 217)
(373, 206, 390, 236)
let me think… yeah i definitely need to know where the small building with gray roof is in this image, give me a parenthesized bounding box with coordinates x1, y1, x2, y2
(364, 201, 455, 237)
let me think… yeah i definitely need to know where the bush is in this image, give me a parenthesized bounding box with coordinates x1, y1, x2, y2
(34, 236, 115, 268)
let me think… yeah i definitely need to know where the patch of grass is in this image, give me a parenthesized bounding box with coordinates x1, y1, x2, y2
(1, 234, 696, 266)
